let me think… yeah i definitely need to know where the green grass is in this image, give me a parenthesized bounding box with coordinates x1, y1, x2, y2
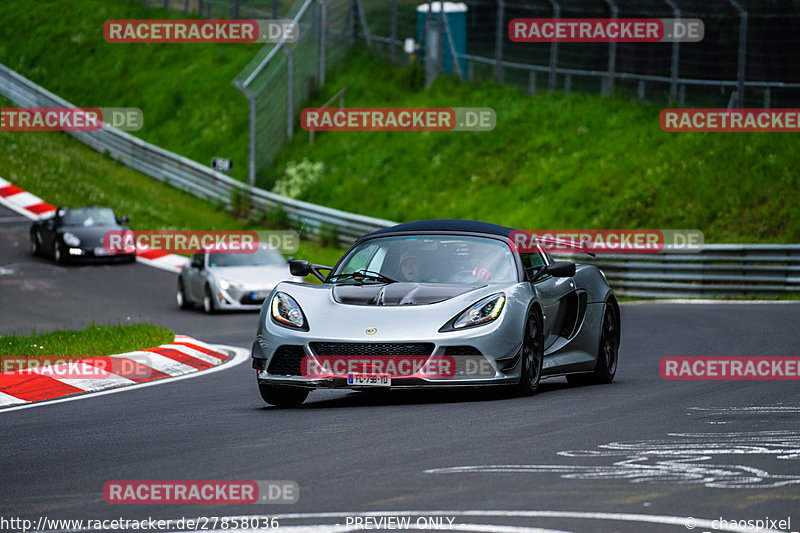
(1, 0, 797, 244)
(267, 51, 800, 243)
(0, 0, 258, 183)
(0, 323, 174, 357)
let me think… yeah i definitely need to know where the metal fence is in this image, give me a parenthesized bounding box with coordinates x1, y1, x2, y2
(555, 245, 800, 298)
(233, 0, 359, 184)
(366, 0, 800, 108)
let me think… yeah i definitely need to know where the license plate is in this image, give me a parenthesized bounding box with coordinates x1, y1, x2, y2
(94, 247, 111, 256)
(347, 373, 391, 386)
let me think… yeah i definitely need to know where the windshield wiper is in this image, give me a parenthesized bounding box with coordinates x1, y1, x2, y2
(328, 269, 397, 284)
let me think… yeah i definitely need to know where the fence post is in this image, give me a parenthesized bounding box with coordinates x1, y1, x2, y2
(273, 0, 279, 18)
(528, 71, 537, 94)
(390, 0, 398, 62)
(494, 0, 505, 82)
(352, 0, 359, 43)
(764, 87, 771, 108)
(240, 86, 256, 186)
(729, 0, 747, 107)
(285, 48, 294, 140)
(602, 0, 618, 94)
(231, 0, 240, 18)
(546, 0, 560, 91)
(664, 0, 680, 103)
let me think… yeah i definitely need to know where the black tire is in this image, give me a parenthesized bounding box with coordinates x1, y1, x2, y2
(516, 309, 544, 396)
(176, 278, 192, 310)
(202, 285, 216, 314)
(30, 231, 40, 256)
(124, 254, 137, 264)
(258, 384, 309, 407)
(53, 240, 65, 265)
(567, 298, 620, 385)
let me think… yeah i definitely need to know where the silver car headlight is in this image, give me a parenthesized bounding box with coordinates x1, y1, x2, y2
(217, 278, 242, 291)
(442, 293, 506, 331)
(270, 292, 307, 330)
(62, 232, 81, 247)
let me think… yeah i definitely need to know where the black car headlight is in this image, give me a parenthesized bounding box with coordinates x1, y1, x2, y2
(270, 292, 308, 330)
(441, 293, 506, 331)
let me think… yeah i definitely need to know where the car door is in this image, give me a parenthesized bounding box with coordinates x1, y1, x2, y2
(39, 215, 59, 255)
(185, 253, 206, 301)
(522, 251, 577, 350)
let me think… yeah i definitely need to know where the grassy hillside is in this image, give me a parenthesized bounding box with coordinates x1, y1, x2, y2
(1, 0, 797, 243)
(267, 52, 800, 243)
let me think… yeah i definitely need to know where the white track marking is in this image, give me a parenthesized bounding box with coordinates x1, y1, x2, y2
(116, 351, 197, 376)
(0, 391, 25, 406)
(0, 346, 248, 413)
(426, 429, 800, 489)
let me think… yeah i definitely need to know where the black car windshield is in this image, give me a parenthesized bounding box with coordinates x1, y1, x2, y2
(61, 207, 117, 227)
(208, 247, 286, 268)
(330, 235, 518, 284)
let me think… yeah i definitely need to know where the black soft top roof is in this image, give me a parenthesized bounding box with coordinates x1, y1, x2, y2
(362, 219, 517, 240)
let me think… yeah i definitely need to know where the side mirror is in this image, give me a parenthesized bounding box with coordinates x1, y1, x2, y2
(191, 258, 203, 269)
(289, 259, 311, 277)
(289, 259, 332, 282)
(119, 215, 130, 224)
(530, 261, 576, 282)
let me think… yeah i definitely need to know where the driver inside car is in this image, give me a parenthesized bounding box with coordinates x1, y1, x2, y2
(398, 252, 422, 281)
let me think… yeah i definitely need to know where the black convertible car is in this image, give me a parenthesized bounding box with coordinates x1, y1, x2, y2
(30, 206, 136, 265)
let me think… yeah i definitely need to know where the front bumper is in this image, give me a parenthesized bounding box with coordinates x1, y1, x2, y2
(211, 285, 273, 311)
(252, 332, 524, 390)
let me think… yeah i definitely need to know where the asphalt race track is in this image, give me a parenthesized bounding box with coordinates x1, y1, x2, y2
(2, 203, 800, 533)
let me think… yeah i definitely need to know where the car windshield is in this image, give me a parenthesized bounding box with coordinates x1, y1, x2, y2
(60, 207, 117, 227)
(330, 235, 518, 284)
(208, 247, 286, 268)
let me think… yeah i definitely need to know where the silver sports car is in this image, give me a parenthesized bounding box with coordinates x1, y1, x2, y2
(251, 220, 620, 407)
(177, 245, 302, 313)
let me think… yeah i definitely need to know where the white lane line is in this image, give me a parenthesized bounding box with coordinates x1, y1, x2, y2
(0, 346, 248, 413)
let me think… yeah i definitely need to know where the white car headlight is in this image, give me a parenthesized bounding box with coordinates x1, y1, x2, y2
(62, 232, 81, 247)
(448, 293, 506, 330)
(271, 292, 307, 330)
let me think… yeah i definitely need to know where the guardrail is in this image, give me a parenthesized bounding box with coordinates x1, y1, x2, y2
(0, 63, 395, 247)
(556, 244, 800, 298)
(1, 64, 798, 298)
